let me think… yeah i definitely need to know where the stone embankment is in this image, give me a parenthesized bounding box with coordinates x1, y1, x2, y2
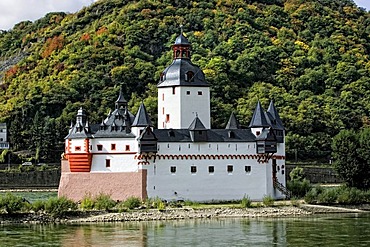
(66, 206, 311, 223)
(1, 205, 368, 224)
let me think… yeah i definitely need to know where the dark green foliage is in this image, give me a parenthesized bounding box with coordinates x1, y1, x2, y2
(0, 192, 26, 214)
(32, 200, 45, 212)
(287, 166, 312, 198)
(305, 186, 370, 205)
(332, 129, 370, 189)
(0, 0, 370, 163)
(44, 197, 77, 217)
(93, 194, 116, 211)
(123, 196, 142, 209)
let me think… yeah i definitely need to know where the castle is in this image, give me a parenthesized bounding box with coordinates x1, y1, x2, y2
(58, 32, 288, 202)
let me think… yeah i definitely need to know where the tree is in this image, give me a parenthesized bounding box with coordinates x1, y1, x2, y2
(332, 129, 370, 189)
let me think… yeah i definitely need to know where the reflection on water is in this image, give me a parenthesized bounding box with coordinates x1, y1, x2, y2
(1, 213, 370, 247)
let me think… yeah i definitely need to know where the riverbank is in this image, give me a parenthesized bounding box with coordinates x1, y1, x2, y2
(1, 204, 368, 224)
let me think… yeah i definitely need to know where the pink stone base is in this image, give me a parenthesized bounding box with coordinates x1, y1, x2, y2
(58, 170, 147, 202)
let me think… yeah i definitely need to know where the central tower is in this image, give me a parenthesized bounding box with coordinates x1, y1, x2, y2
(157, 31, 210, 129)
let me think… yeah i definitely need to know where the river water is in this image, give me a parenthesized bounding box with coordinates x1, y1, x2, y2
(1, 213, 369, 246)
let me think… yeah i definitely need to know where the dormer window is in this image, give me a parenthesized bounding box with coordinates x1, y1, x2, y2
(228, 131, 235, 138)
(185, 71, 194, 82)
(160, 72, 166, 82)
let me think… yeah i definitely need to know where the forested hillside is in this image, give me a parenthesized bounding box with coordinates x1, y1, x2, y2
(0, 0, 369, 163)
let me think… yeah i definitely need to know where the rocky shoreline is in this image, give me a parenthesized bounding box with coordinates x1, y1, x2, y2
(1, 204, 368, 224)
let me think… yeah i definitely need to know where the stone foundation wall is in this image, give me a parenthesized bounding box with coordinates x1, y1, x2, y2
(0, 170, 60, 188)
(58, 170, 147, 202)
(286, 165, 343, 183)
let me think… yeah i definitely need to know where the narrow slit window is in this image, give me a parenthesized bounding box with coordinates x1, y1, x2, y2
(191, 166, 197, 174)
(106, 159, 111, 168)
(208, 166, 214, 174)
(227, 165, 233, 173)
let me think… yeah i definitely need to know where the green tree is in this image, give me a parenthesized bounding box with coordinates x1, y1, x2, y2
(332, 129, 370, 189)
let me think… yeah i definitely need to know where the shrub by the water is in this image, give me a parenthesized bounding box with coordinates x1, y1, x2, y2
(0, 192, 26, 214)
(44, 197, 77, 217)
(80, 194, 95, 211)
(32, 200, 45, 212)
(287, 167, 312, 198)
(123, 197, 141, 209)
(262, 195, 274, 207)
(93, 194, 116, 211)
(241, 195, 252, 208)
(305, 186, 370, 205)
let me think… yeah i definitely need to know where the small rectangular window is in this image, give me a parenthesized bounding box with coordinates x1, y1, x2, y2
(208, 166, 214, 173)
(75, 146, 81, 151)
(227, 165, 233, 173)
(106, 159, 111, 168)
(125, 145, 130, 151)
(198, 91, 202, 95)
(111, 143, 116, 150)
(166, 114, 170, 122)
(172, 87, 176, 94)
(162, 107, 165, 115)
(245, 166, 251, 173)
(162, 93, 164, 101)
(186, 91, 190, 95)
(97, 144, 103, 151)
(191, 166, 197, 174)
(0, 138, 3, 141)
(170, 166, 176, 173)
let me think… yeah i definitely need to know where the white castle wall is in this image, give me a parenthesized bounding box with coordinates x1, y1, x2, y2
(89, 138, 138, 172)
(158, 86, 210, 129)
(145, 141, 286, 201)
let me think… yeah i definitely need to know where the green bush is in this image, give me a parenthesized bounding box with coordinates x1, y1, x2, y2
(262, 195, 274, 207)
(318, 188, 338, 204)
(93, 194, 116, 211)
(304, 186, 323, 204)
(0, 192, 26, 214)
(287, 179, 312, 198)
(80, 194, 95, 211)
(32, 200, 46, 212)
(123, 197, 141, 209)
(44, 197, 77, 217)
(241, 195, 252, 208)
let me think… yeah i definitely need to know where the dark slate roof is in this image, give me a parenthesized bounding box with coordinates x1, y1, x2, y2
(189, 116, 207, 130)
(174, 33, 190, 45)
(153, 129, 256, 142)
(65, 122, 93, 139)
(267, 100, 284, 130)
(256, 128, 276, 141)
(157, 59, 208, 88)
(225, 112, 240, 129)
(115, 86, 127, 108)
(249, 101, 270, 128)
(132, 103, 153, 127)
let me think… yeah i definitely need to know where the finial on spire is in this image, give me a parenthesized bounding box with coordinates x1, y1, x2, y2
(180, 24, 184, 34)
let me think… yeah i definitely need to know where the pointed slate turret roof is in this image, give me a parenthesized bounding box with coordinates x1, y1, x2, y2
(115, 86, 127, 109)
(188, 116, 207, 130)
(175, 32, 190, 45)
(226, 112, 240, 129)
(132, 103, 153, 127)
(249, 101, 270, 128)
(267, 100, 284, 130)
